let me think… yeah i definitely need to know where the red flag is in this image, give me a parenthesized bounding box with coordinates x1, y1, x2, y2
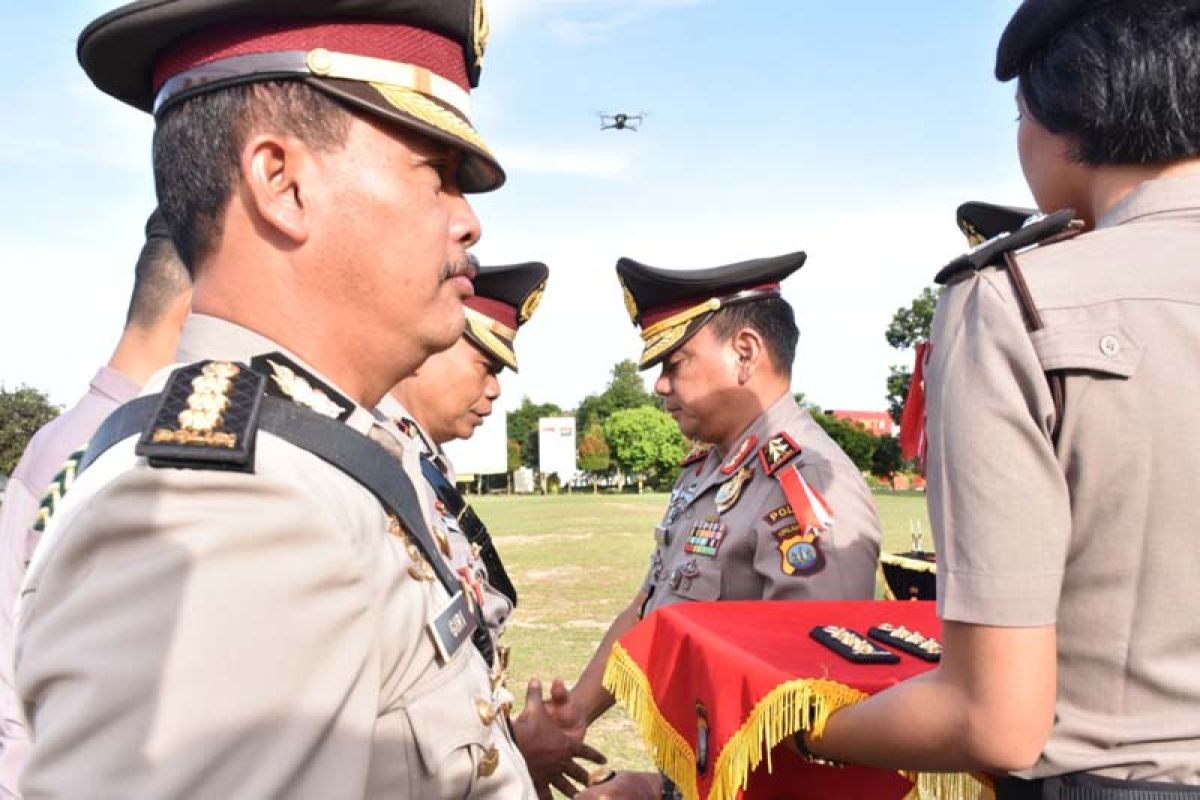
(899, 341, 929, 465)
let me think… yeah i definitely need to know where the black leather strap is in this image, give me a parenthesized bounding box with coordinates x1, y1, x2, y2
(419, 455, 518, 607)
(80, 392, 495, 665)
(996, 775, 1200, 799)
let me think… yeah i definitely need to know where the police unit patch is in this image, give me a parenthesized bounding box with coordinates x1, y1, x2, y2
(759, 432, 801, 475)
(777, 530, 825, 576)
(714, 466, 753, 514)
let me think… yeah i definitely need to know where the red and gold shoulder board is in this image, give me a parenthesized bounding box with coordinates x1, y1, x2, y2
(758, 432, 801, 476)
(680, 443, 712, 467)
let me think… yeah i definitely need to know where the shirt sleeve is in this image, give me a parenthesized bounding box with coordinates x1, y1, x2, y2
(15, 465, 379, 798)
(926, 271, 1071, 627)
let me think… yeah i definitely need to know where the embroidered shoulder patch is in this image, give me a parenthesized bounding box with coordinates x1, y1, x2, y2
(758, 432, 801, 475)
(251, 353, 354, 421)
(136, 360, 265, 473)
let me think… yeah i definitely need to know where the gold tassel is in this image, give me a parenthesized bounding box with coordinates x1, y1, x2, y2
(603, 642, 700, 800)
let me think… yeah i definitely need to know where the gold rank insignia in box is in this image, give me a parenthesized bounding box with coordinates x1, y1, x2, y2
(810, 625, 900, 664)
(136, 360, 267, 472)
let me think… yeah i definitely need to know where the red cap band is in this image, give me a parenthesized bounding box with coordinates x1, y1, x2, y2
(465, 295, 518, 331)
(153, 20, 469, 94)
(639, 282, 780, 328)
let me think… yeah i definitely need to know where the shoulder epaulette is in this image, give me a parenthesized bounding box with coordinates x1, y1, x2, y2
(758, 432, 802, 476)
(935, 208, 1078, 285)
(680, 443, 712, 467)
(251, 352, 354, 422)
(136, 360, 265, 473)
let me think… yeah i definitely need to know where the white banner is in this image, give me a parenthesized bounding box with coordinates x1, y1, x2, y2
(537, 416, 577, 483)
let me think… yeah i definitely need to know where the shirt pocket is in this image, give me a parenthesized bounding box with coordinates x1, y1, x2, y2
(1030, 320, 1142, 378)
(403, 651, 495, 798)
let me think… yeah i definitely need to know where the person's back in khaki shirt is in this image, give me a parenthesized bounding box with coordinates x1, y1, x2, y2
(16, 1, 536, 797)
(793, 1, 1200, 793)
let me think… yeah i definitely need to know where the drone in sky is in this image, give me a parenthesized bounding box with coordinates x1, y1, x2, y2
(598, 112, 647, 131)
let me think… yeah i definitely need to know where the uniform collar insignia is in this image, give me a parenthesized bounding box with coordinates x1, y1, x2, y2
(720, 435, 758, 475)
(680, 442, 713, 467)
(251, 352, 354, 422)
(758, 432, 802, 475)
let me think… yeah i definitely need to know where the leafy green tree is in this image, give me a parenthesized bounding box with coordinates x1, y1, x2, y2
(884, 286, 939, 424)
(870, 434, 905, 482)
(506, 396, 564, 469)
(811, 411, 879, 472)
(0, 385, 61, 475)
(577, 425, 611, 492)
(575, 359, 659, 431)
(602, 406, 686, 493)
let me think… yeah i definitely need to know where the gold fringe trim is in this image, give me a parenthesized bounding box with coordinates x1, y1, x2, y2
(707, 677, 868, 800)
(605, 641, 994, 800)
(901, 770, 996, 800)
(604, 642, 701, 800)
(880, 552, 938, 574)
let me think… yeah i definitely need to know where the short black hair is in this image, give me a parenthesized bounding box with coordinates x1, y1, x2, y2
(152, 81, 353, 273)
(125, 236, 190, 330)
(1019, 1, 1200, 165)
(707, 296, 799, 376)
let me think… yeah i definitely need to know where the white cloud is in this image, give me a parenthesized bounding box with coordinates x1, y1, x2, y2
(489, 0, 709, 43)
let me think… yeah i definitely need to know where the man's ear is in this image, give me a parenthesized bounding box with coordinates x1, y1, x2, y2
(240, 133, 314, 245)
(730, 327, 767, 384)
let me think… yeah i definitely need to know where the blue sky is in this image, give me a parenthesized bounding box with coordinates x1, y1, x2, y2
(0, 1, 1029, 416)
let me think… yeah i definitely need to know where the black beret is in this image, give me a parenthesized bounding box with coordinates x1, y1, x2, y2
(78, 0, 502, 192)
(616, 251, 806, 369)
(464, 262, 549, 371)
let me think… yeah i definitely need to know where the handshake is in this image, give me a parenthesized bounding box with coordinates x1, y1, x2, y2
(513, 677, 662, 800)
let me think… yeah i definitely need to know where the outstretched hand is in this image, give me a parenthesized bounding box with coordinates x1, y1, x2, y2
(512, 677, 606, 799)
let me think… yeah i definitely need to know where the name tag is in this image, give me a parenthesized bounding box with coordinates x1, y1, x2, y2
(427, 591, 478, 663)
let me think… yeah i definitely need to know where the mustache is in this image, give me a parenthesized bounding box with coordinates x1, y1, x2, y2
(440, 253, 479, 282)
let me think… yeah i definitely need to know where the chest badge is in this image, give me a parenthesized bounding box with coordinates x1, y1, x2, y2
(715, 466, 754, 515)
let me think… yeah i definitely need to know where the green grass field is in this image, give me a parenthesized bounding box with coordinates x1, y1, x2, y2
(475, 489, 932, 779)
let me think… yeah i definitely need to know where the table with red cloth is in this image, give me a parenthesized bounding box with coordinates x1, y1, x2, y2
(602, 600, 993, 800)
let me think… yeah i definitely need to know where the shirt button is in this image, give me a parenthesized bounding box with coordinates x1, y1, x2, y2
(1099, 335, 1121, 357)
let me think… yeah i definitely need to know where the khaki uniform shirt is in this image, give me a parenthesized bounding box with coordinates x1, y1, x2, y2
(0, 366, 139, 798)
(927, 175, 1200, 783)
(15, 315, 534, 799)
(377, 396, 515, 636)
(641, 393, 881, 616)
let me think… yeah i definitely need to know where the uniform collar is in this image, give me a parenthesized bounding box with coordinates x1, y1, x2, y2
(90, 365, 141, 404)
(172, 313, 377, 435)
(706, 391, 801, 486)
(1098, 173, 1200, 230)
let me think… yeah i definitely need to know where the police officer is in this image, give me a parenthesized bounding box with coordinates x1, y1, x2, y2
(15, 1, 537, 796)
(536, 251, 883, 796)
(382, 263, 613, 798)
(802, 1, 1200, 795)
(384, 262, 549, 637)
